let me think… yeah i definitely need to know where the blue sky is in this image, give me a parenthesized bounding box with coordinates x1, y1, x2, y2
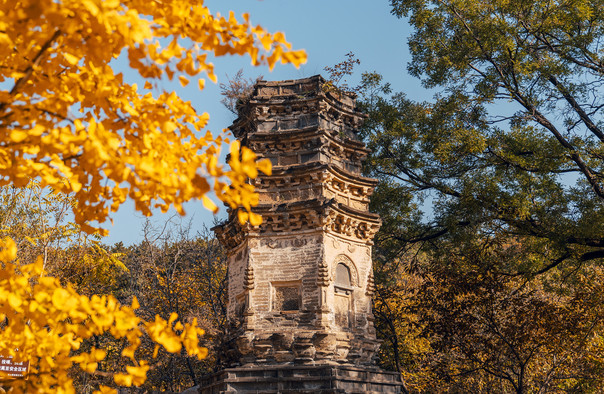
(103, 0, 428, 245)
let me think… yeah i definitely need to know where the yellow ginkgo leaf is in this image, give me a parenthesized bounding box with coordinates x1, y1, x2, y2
(202, 195, 218, 213)
(64, 53, 80, 65)
(249, 212, 263, 226)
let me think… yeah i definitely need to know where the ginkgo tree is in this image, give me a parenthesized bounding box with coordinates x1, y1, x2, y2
(0, 0, 305, 392)
(0, 238, 207, 393)
(0, 0, 305, 233)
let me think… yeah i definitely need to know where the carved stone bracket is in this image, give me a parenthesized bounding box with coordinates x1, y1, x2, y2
(323, 206, 381, 244)
(260, 209, 321, 233)
(213, 219, 247, 250)
(249, 134, 321, 154)
(326, 139, 368, 164)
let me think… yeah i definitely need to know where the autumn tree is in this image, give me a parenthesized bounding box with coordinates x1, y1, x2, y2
(0, 180, 127, 294)
(0, 0, 305, 233)
(354, 0, 604, 390)
(0, 238, 207, 393)
(413, 251, 604, 393)
(0, 0, 305, 392)
(63, 221, 228, 393)
(0, 180, 80, 267)
(379, 0, 604, 269)
(121, 221, 227, 391)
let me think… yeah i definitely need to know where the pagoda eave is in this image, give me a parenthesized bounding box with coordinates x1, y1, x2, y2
(215, 199, 381, 250)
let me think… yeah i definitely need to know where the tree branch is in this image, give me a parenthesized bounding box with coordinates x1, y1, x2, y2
(546, 75, 604, 142)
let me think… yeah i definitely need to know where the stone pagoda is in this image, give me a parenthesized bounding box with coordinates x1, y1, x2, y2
(202, 76, 402, 393)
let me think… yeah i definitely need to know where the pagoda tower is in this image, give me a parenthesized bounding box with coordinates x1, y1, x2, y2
(204, 76, 402, 393)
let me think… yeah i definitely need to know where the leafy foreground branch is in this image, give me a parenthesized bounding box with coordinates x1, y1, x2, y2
(0, 237, 207, 393)
(0, 0, 308, 392)
(0, 0, 305, 233)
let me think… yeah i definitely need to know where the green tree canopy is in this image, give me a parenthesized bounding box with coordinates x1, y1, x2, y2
(368, 0, 604, 272)
(358, 1, 604, 391)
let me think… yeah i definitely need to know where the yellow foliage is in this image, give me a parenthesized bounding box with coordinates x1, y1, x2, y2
(0, 0, 305, 234)
(224, 140, 271, 214)
(0, 237, 207, 392)
(0, 1, 304, 391)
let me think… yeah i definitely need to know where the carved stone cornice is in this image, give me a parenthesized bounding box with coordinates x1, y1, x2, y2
(234, 94, 364, 135)
(212, 220, 248, 250)
(323, 132, 369, 164)
(247, 128, 322, 153)
(254, 162, 377, 190)
(260, 207, 322, 233)
(323, 203, 381, 244)
(254, 162, 377, 211)
(216, 199, 380, 249)
(252, 161, 325, 188)
(245, 126, 370, 160)
(325, 163, 378, 198)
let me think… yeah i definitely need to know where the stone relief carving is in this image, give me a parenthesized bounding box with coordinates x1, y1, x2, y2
(317, 259, 330, 287)
(260, 237, 313, 249)
(365, 270, 375, 297)
(326, 210, 380, 242)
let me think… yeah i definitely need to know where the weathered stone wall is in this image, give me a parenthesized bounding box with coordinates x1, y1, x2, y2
(323, 235, 373, 320)
(225, 238, 378, 366)
(322, 234, 379, 363)
(226, 242, 248, 319)
(249, 234, 322, 316)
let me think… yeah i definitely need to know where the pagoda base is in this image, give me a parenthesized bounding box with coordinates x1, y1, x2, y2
(196, 364, 403, 393)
